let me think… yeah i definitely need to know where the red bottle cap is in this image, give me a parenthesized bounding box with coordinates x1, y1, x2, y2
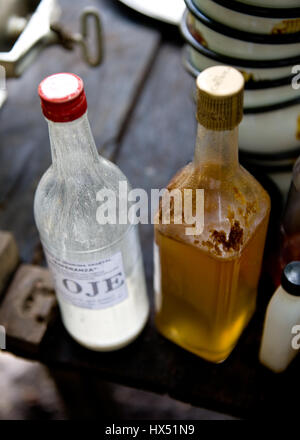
(38, 73, 87, 122)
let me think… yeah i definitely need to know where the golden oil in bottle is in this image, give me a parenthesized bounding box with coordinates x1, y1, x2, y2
(154, 67, 270, 363)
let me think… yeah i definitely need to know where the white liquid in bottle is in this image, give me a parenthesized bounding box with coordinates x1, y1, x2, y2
(259, 262, 300, 373)
(34, 73, 149, 351)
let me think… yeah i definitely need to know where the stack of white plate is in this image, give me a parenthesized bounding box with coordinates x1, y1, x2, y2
(181, 0, 300, 194)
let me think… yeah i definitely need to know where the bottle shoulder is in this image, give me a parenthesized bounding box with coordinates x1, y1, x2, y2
(156, 162, 271, 259)
(268, 287, 300, 315)
(166, 161, 270, 207)
(34, 158, 130, 252)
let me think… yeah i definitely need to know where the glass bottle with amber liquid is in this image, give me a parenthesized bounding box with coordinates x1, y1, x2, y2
(154, 66, 270, 363)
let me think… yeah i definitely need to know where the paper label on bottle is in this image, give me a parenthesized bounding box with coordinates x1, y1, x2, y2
(44, 249, 129, 310)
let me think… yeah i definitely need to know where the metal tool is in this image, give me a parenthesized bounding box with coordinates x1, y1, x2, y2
(0, 0, 103, 78)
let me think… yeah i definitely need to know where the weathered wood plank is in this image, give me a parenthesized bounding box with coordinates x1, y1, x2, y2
(0, 6, 291, 418)
(0, 0, 160, 261)
(0, 264, 57, 353)
(117, 43, 197, 286)
(0, 230, 19, 297)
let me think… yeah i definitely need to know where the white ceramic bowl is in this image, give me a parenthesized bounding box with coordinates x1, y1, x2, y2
(186, 46, 296, 82)
(241, 155, 298, 169)
(185, 7, 300, 60)
(181, 16, 300, 81)
(184, 48, 298, 108)
(188, 69, 300, 154)
(192, 0, 300, 35)
(236, 0, 300, 8)
(241, 154, 296, 196)
(268, 170, 293, 197)
(240, 101, 300, 154)
(240, 157, 296, 197)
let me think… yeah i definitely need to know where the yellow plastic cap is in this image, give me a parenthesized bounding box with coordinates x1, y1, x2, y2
(196, 66, 245, 131)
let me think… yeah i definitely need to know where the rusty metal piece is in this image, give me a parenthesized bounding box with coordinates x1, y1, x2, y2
(0, 0, 103, 81)
(51, 8, 103, 67)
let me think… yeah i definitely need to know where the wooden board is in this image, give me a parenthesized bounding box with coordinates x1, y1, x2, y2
(0, 231, 19, 297)
(116, 43, 197, 286)
(0, 1, 293, 419)
(0, 264, 57, 353)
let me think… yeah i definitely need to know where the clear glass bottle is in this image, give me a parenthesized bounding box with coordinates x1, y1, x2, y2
(34, 73, 149, 351)
(272, 157, 300, 287)
(154, 66, 270, 363)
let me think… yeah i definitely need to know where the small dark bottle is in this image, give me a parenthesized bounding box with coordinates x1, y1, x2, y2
(274, 157, 300, 286)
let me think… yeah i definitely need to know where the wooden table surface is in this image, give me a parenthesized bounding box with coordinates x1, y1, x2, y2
(0, 0, 296, 419)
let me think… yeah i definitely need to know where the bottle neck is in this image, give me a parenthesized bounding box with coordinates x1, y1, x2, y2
(194, 123, 239, 171)
(47, 112, 100, 178)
